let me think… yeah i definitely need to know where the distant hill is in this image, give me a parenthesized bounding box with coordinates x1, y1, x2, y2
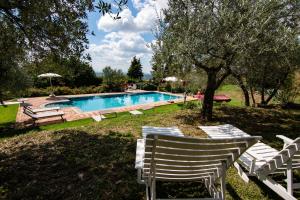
(95, 72, 102, 77)
(143, 73, 152, 80)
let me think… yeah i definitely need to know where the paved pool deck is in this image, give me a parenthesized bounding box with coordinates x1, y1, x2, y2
(16, 91, 195, 125)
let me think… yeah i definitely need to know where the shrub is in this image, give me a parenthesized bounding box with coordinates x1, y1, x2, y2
(137, 82, 158, 91)
(182, 101, 201, 109)
(24, 85, 111, 97)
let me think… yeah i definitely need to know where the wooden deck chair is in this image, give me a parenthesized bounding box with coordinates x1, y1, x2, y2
(135, 134, 261, 200)
(200, 124, 300, 200)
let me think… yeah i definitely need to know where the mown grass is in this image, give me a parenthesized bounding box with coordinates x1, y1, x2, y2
(216, 84, 244, 107)
(0, 104, 19, 128)
(0, 101, 299, 199)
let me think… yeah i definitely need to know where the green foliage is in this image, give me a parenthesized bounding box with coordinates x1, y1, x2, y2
(0, 0, 93, 57)
(136, 82, 158, 91)
(0, 0, 96, 100)
(275, 73, 300, 104)
(24, 54, 99, 88)
(182, 101, 201, 110)
(127, 56, 143, 82)
(152, 0, 300, 119)
(102, 66, 126, 92)
(0, 18, 31, 102)
(24, 86, 108, 97)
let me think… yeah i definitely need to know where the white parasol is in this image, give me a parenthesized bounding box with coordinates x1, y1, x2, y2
(38, 73, 62, 97)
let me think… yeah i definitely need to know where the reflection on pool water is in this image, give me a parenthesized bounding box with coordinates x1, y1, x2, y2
(45, 92, 181, 112)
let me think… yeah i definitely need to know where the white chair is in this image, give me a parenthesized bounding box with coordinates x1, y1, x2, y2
(24, 109, 65, 125)
(135, 132, 261, 200)
(23, 105, 61, 114)
(142, 126, 184, 138)
(200, 124, 300, 200)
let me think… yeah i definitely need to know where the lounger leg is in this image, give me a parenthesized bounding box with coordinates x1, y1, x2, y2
(287, 160, 293, 195)
(151, 179, 156, 200)
(145, 183, 150, 200)
(220, 161, 226, 200)
(259, 176, 297, 200)
(234, 162, 250, 183)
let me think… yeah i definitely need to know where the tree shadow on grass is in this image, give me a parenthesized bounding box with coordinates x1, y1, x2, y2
(0, 125, 40, 139)
(214, 107, 300, 148)
(0, 130, 210, 200)
(0, 130, 143, 200)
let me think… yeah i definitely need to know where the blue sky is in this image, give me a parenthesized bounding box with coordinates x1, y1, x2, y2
(86, 0, 168, 73)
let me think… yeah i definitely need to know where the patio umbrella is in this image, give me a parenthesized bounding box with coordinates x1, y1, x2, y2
(38, 73, 62, 97)
(163, 76, 182, 93)
(163, 76, 179, 82)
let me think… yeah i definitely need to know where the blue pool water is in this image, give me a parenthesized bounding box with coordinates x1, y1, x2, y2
(45, 92, 181, 112)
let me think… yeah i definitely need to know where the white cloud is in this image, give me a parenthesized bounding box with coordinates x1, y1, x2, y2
(97, 0, 168, 33)
(87, 32, 152, 73)
(90, 0, 169, 73)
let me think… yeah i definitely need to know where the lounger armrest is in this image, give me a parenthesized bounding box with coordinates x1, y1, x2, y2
(276, 135, 293, 145)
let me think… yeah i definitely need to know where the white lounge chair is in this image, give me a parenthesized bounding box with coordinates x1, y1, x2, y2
(24, 109, 65, 125)
(142, 126, 184, 138)
(135, 132, 261, 200)
(129, 110, 143, 115)
(24, 105, 60, 113)
(200, 124, 300, 200)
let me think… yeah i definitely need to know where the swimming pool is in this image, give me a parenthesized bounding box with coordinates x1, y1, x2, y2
(45, 92, 181, 112)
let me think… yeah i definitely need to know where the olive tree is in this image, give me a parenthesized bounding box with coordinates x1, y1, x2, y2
(159, 0, 300, 120)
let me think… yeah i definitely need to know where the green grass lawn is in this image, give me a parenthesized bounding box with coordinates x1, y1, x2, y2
(0, 89, 299, 199)
(216, 84, 244, 107)
(0, 104, 19, 128)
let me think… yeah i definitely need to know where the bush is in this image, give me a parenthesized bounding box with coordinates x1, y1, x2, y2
(182, 101, 201, 109)
(24, 85, 110, 97)
(137, 82, 158, 91)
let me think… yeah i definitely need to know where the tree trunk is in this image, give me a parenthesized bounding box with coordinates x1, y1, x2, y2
(232, 73, 250, 106)
(201, 70, 217, 121)
(260, 67, 266, 105)
(250, 86, 256, 106)
(0, 92, 4, 105)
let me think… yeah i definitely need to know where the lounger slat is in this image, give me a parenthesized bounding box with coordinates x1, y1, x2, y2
(144, 159, 222, 167)
(143, 167, 220, 174)
(145, 141, 247, 151)
(143, 163, 222, 171)
(145, 146, 241, 156)
(154, 176, 212, 181)
(257, 141, 300, 175)
(144, 154, 234, 163)
(146, 134, 260, 144)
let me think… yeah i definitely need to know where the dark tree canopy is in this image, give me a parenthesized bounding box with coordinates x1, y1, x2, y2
(0, 0, 95, 57)
(24, 54, 99, 88)
(127, 56, 143, 81)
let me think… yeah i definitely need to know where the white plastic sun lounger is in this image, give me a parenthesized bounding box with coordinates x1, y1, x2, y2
(129, 110, 143, 115)
(24, 109, 65, 125)
(24, 105, 61, 113)
(200, 124, 300, 200)
(142, 126, 184, 138)
(135, 132, 261, 200)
